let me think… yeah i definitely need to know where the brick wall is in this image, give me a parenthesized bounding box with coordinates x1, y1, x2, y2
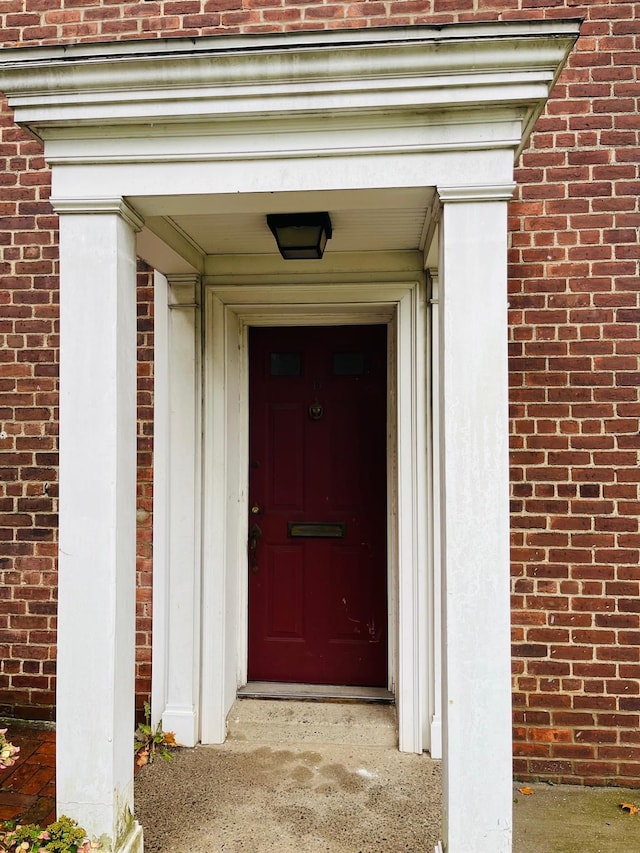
(0, 96, 57, 720)
(508, 3, 640, 786)
(0, 1, 638, 783)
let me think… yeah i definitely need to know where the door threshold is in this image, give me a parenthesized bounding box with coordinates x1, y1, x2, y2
(238, 681, 394, 704)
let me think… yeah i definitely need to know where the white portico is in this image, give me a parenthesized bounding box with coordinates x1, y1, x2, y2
(0, 21, 578, 853)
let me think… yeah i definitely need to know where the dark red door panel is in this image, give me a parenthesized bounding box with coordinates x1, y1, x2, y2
(248, 325, 387, 686)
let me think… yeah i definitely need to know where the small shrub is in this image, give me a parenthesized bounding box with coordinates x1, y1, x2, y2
(134, 701, 177, 767)
(0, 817, 99, 853)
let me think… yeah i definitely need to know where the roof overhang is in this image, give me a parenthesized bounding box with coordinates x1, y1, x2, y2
(0, 21, 580, 274)
(0, 21, 580, 156)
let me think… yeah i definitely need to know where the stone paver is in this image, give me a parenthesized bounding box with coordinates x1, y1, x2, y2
(0, 726, 55, 826)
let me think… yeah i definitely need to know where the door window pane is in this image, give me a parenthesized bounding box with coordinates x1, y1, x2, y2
(333, 352, 365, 376)
(270, 352, 302, 376)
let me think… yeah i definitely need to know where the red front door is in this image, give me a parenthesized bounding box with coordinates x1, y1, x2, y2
(248, 325, 388, 686)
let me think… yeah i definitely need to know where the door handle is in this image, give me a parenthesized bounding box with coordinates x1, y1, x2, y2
(248, 523, 262, 574)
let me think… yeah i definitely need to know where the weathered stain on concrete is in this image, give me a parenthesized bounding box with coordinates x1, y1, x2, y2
(134, 741, 441, 852)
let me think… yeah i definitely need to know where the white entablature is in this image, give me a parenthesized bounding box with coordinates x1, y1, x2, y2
(3, 22, 577, 153)
(1, 21, 579, 281)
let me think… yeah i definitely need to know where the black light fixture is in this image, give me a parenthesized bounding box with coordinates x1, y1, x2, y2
(267, 212, 332, 260)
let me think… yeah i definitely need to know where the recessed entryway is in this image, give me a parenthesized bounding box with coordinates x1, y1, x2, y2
(199, 278, 430, 755)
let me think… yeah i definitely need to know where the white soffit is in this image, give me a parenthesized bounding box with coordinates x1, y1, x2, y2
(171, 209, 426, 256)
(131, 187, 436, 267)
(152, 187, 435, 255)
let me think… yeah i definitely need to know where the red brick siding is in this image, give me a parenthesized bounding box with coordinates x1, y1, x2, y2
(0, 250, 155, 722)
(0, 95, 57, 720)
(508, 3, 640, 786)
(0, 1, 638, 784)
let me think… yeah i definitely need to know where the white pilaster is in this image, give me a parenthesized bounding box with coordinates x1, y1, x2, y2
(396, 283, 428, 754)
(438, 185, 514, 853)
(55, 198, 144, 853)
(151, 270, 169, 731)
(428, 270, 443, 762)
(157, 275, 202, 747)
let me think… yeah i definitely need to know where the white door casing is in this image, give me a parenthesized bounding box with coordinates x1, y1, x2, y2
(199, 276, 428, 753)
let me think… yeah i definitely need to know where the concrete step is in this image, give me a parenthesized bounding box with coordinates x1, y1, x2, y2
(226, 698, 398, 748)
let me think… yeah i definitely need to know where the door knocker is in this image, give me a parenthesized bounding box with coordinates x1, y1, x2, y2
(308, 397, 323, 420)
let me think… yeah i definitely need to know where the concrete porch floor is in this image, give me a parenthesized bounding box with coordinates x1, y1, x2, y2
(135, 699, 441, 852)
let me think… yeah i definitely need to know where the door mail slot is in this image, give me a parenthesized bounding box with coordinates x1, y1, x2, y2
(288, 522, 346, 539)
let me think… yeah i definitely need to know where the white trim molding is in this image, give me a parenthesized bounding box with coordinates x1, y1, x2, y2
(151, 270, 170, 731)
(437, 184, 517, 204)
(427, 270, 442, 762)
(0, 22, 578, 161)
(0, 22, 579, 213)
(49, 197, 145, 232)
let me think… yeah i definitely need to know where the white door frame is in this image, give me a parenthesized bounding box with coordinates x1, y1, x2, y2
(199, 278, 429, 753)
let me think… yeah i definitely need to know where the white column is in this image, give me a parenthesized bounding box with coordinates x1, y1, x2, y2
(157, 275, 202, 747)
(55, 198, 144, 853)
(438, 185, 514, 853)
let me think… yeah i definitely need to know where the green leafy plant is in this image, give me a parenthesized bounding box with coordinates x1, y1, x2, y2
(134, 701, 176, 767)
(0, 817, 99, 853)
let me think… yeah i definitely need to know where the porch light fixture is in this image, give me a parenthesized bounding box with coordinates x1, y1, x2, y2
(267, 212, 332, 260)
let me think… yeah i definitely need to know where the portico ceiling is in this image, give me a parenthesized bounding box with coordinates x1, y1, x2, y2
(132, 187, 436, 260)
